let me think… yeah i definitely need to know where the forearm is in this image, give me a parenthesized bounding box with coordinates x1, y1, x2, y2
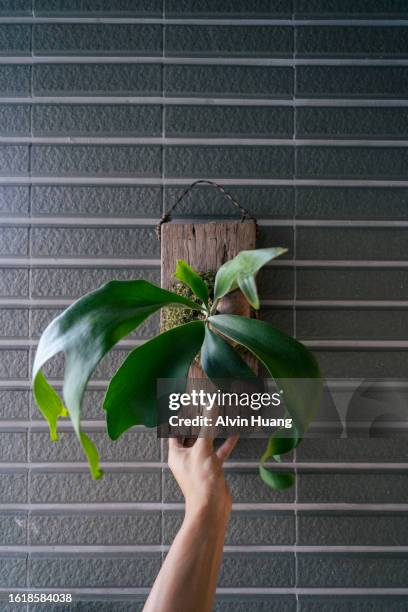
(144, 504, 229, 612)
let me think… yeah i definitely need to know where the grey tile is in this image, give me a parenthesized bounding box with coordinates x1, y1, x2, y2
(164, 510, 295, 545)
(261, 307, 293, 335)
(165, 145, 294, 178)
(298, 470, 408, 503)
(215, 596, 296, 612)
(258, 267, 294, 300)
(166, 25, 293, 57)
(297, 108, 408, 140)
(34, 24, 162, 56)
(165, 65, 293, 98)
(296, 187, 408, 219)
(0, 432, 26, 462)
(219, 552, 294, 587)
(0, 227, 28, 256)
(32, 185, 162, 217)
(31, 144, 161, 177)
(0, 472, 27, 503)
(0, 146, 29, 175)
(29, 431, 160, 463)
(298, 553, 408, 587)
(29, 511, 161, 545)
(0, 268, 29, 298)
(29, 553, 161, 588)
(0, 389, 29, 420)
(0, 554, 26, 587)
(297, 438, 408, 463)
(313, 349, 408, 378)
(33, 104, 162, 136)
(0, 0, 32, 15)
(164, 185, 294, 219)
(31, 307, 159, 340)
(0, 349, 28, 379)
(28, 602, 145, 612)
(0, 308, 29, 337)
(296, 308, 408, 340)
(0, 25, 31, 55)
(31, 267, 160, 299)
(0, 186, 29, 215)
(299, 595, 408, 611)
(295, 0, 408, 18)
(0, 65, 30, 96)
(30, 470, 161, 503)
(297, 26, 408, 58)
(34, 63, 162, 96)
(0, 512, 27, 545)
(36, 0, 162, 17)
(298, 146, 408, 180)
(168, 0, 293, 18)
(164, 469, 295, 503)
(166, 105, 293, 138)
(296, 267, 408, 300)
(0, 105, 30, 136)
(258, 226, 294, 258)
(31, 227, 159, 258)
(297, 66, 408, 98)
(296, 227, 408, 260)
(298, 511, 408, 546)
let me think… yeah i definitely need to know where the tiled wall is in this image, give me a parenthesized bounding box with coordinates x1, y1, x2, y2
(0, 1, 408, 610)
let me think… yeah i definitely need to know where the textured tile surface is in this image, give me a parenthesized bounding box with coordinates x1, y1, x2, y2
(34, 24, 162, 56)
(34, 64, 162, 96)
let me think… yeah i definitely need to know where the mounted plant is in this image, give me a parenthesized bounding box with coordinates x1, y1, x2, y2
(32, 246, 322, 490)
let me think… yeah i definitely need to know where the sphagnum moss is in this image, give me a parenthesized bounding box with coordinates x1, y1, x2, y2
(161, 271, 215, 333)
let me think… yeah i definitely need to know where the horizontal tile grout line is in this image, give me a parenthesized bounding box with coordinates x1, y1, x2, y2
(4, 17, 408, 25)
(5, 56, 408, 67)
(3, 217, 408, 228)
(3, 503, 408, 512)
(1, 460, 408, 471)
(2, 338, 408, 349)
(1, 545, 408, 554)
(5, 97, 408, 107)
(1, 258, 408, 269)
(5, 137, 408, 147)
(4, 178, 408, 188)
(1, 299, 407, 308)
(1, 587, 408, 597)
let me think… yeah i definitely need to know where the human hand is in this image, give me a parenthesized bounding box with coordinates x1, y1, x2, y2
(168, 436, 239, 523)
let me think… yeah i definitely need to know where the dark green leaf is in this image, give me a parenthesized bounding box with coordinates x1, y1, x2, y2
(200, 325, 256, 380)
(104, 321, 205, 440)
(175, 259, 209, 306)
(209, 314, 322, 489)
(32, 280, 202, 478)
(213, 247, 287, 309)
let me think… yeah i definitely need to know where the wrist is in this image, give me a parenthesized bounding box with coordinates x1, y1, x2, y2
(185, 496, 231, 528)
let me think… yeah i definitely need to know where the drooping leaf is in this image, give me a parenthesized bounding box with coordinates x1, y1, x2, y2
(200, 325, 256, 380)
(213, 247, 287, 309)
(209, 314, 322, 488)
(259, 465, 294, 490)
(237, 274, 260, 310)
(175, 259, 209, 307)
(32, 280, 203, 478)
(104, 321, 205, 440)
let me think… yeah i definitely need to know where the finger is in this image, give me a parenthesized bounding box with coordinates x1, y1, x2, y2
(216, 436, 239, 464)
(168, 437, 183, 451)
